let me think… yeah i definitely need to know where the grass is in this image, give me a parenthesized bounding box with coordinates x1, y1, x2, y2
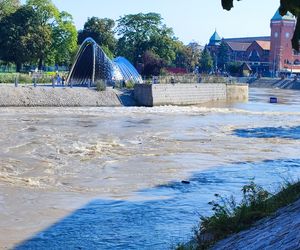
(0, 73, 54, 84)
(177, 180, 300, 250)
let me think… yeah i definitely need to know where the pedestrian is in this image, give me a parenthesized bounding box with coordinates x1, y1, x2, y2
(57, 74, 61, 85)
(62, 76, 66, 86)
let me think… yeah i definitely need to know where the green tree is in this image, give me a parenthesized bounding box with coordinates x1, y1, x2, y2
(51, 11, 78, 65)
(0, 0, 20, 20)
(227, 61, 242, 76)
(0, 0, 76, 69)
(26, 0, 59, 24)
(78, 17, 116, 55)
(221, 0, 300, 51)
(0, 5, 47, 71)
(217, 41, 229, 71)
(199, 48, 213, 73)
(142, 50, 164, 76)
(173, 41, 200, 72)
(26, 0, 77, 68)
(116, 12, 176, 66)
(26, 0, 58, 68)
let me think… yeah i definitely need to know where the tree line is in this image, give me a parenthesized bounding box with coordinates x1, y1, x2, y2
(0, 0, 219, 76)
(0, 0, 77, 72)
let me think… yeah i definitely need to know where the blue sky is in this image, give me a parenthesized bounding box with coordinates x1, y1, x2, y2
(31, 0, 278, 45)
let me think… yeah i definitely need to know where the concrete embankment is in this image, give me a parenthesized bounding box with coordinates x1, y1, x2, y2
(0, 83, 248, 107)
(134, 83, 248, 106)
(0, 85, 121, 107)
(249, 77, 300, 90)
(213, 198, 300, 250)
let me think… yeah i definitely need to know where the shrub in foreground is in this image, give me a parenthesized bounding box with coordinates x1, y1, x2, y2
(178, 180, 300, 250)
(96, 80, 107, 91)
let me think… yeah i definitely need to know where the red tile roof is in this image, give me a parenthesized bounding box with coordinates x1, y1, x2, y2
(255, 40, 271, 50)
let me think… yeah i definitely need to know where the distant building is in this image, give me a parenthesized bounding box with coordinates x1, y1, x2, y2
(207, 9, 300, 76)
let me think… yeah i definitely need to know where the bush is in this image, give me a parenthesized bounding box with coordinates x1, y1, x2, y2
(227, 62, 242, 76)
(0, 73, 53, 84)
(0, 73, 15, 83)
(125, 80, 135, 89)
(96, 80, 107, 91)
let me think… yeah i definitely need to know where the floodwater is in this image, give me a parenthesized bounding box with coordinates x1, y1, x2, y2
(1, 88, 300, 249)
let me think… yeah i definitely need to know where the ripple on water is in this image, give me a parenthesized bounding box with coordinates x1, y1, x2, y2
(2, 88, 300, 248)
(234, 125, 300, 140)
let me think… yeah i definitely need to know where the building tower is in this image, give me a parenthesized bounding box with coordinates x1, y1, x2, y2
(270, 10, 297, 75)
(207, 30, 222, 72)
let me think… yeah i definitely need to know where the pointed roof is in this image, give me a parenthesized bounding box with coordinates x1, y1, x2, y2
(271, 10, 295, 21)
(255, 40, 271, 51)
(242, 62, 252, 71)
(226, 41, 251, 52)
(209, 30, 221, 45)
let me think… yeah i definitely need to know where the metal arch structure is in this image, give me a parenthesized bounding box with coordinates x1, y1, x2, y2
(67, 38, 143, 85)
(113, 57, 142, 83)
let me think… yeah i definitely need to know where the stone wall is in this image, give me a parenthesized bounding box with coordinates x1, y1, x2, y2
(226, 84, 249, 102)
(134, 83, 248, 106)
(0, 85, 122, 107)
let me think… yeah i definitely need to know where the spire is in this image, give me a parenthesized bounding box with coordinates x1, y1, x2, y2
(271, 9, 295, 21)
(209, 30, 221, 46)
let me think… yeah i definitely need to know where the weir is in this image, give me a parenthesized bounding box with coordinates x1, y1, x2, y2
(134, 83, 249, 106)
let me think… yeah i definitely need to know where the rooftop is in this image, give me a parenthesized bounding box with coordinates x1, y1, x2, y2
(224, 36, 270, 43)
(271, 10, 295, 21)
(209, 31, 221, 45)
(226, 41, 251, 52)
(255, 40, 271, 51)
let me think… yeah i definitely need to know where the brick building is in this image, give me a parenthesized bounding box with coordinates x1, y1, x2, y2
(207, 10, 300, 76)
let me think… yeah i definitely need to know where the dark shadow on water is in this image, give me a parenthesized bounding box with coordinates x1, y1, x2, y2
(15, 158, 300, 250)
(234, 126, 300, 140)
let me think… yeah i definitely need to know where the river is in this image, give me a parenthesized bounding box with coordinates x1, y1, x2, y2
(1, 88, 300, 249)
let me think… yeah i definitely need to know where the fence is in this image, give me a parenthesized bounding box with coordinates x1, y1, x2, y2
(144, 74, 247, 84)
(0, 64, 69, 73)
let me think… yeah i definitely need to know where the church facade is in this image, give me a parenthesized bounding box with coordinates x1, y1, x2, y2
(207, 10, 300, 76)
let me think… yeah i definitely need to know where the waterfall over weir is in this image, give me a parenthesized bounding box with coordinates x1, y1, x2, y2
(67, 38, 143, 85)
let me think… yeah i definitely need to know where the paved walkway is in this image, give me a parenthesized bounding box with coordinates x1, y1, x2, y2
(213, 199, 300, 250)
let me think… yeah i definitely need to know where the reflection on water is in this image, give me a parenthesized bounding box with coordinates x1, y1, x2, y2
(1, 88, 300, 249)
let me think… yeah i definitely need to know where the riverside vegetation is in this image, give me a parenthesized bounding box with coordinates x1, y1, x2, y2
(178, 180, 300, 250)
(0, 73, 58, 84)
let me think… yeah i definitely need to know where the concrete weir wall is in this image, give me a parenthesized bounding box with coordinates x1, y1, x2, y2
(134, 83, 248, 106)
(0, 85, 122, 107)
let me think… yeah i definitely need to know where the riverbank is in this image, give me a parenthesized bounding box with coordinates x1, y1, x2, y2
(212, 197, 300, 249)
(0, 85, 121, 107)
(179, 181, 300, 250)
(249, 77, 300, 90)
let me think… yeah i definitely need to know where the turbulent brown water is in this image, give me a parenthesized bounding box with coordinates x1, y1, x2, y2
(1, 88, 300, 249)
